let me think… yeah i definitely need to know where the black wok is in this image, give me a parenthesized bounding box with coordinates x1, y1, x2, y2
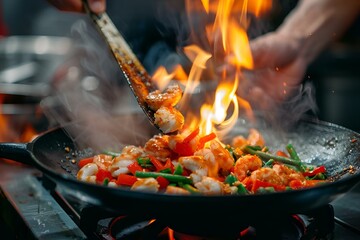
(0, 115, 359, 236)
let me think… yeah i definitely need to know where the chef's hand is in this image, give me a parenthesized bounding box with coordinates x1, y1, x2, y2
(46, 0, 106, 14)
(242, 0, 360, 103)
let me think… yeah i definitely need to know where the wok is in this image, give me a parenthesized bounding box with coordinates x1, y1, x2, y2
(0, 115, 359, 236)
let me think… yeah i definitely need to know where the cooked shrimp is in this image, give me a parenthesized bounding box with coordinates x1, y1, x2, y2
(247, 128, 265, 147)
(250, 167, 283, 185)
(194, 148, 219, 177)
(93, 154, 113, 170)
(209, 140, 234, 172)
(165, 186, 191, 195)
(232, 135, 247, 148)
(77, 163, 98, 183)
(234, 154, 263, 181)
(144, 134, 172, 161)
(154, 106, 184, 133)
(273, 164, 305, 185)
(145, 84, 183, 111)
(110, 145, 145, 177)
(178, 156, 208, 183)
(131, 178, 159, 193)
(194, 176, 224, 195)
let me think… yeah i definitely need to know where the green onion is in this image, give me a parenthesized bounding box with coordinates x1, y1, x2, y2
(135, 171, 192, 184)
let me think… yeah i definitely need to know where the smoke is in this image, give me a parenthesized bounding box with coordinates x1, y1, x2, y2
(41, 19, 156, 151)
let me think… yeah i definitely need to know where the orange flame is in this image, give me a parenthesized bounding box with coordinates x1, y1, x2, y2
(0, 95, 39, 143)
(151, 0, 271, 140)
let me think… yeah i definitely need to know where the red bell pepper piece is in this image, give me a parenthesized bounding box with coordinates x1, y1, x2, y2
(96, 168, 113, 183)
(156, 176, 170, 189)
(183, 128, 200, 143)
(303, 165, 326, 177)
(289, 179, 304, 189)
(197, 132, 217, 149)
(149, 155, 165, 171)
(173, 141, 194, 156)
(276, 150, 289, 158)
(160, 158, 174, 173)
(116, 174, 138, 186)
(78, 157, 94, 168)
(127, 162, 144, 175)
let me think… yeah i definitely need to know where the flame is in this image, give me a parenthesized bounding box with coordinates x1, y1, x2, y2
(0, 95, 39, 143)
(151, 0, 271, 139)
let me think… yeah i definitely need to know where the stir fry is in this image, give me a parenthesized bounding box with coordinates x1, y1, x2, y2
(76, 128, 328, 195)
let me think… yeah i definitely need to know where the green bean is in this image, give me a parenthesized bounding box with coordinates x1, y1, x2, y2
(286, 144, 301, 161)
(135, 171, 192, 184)
(243, 146, 304, 171)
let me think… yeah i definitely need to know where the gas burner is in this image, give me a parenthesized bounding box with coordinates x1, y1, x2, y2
(95, 205, 334, 240)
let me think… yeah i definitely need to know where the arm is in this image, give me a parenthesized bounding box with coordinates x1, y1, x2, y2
(247, 0, 360, 101)
(278, 0, 360, 65)
(46, 0, 106, 14)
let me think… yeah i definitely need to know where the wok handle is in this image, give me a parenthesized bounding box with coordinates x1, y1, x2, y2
(0, 143, 33, 165)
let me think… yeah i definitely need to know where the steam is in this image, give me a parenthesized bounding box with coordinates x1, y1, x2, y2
(42, 19, 156, 151)
(41, 2, 319, 152)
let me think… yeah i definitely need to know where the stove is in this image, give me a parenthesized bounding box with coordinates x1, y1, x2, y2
(1, 159, 360, 240)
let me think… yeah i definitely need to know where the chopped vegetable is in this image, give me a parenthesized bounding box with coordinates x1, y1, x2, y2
(127, 162, 144, 175)
(173, 164, 184, 175)
(135, 171, 192, 184)
(96, 169, 113, 183)
(197, 132, 217, 149)
(303, 165, 326, 177)
(156, 176, 170, 189)
(285, 144, 300, 161)
(76, 128, 329, 196)
(78, 157, 94, 168)
(244, 146, 304, 171)
(116, 174, 137, 186)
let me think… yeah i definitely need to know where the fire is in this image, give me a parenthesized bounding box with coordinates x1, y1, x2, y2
(151, 0, 271, 139)
(0, 95, 38, 143)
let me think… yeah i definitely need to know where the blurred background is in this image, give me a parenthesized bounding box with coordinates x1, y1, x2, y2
(1, 0, 360, 143)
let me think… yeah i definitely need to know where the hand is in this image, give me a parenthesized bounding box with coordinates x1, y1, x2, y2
(244, 31, 307, 102)
(47, 0, 106, 14)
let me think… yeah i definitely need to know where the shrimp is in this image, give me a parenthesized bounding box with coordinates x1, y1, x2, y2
(247, 128, 265, 147)
(145, 84, 183, 111)
(131, 178, 159, 193)
(250, 167, 283, 185)
(272, 164, 305, 185)
(232, 135, 248, 148)
(110, 145, 145, 177)
(194, 148, 219, 177)
(233, 154, 263, 181)
(165, 186, 191, 195)
(178, 156, 209, 183)
(93, 154, 113, 170)
(77, 163, 98, 183)
(209, 140, 234, 172)
(194, 176, 225, 195)
(144, 134, 172, 161)
(154, 106, 184, 133)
